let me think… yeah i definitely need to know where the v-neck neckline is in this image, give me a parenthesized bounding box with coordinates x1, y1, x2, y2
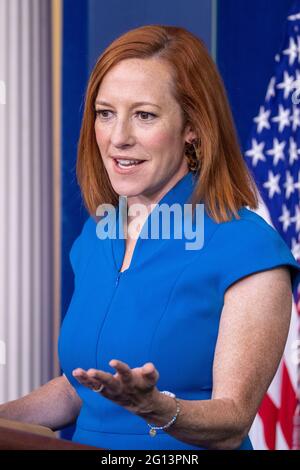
(111, 171, 197, 273)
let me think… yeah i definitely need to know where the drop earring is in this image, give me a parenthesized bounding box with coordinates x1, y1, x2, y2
(184, 138, 201, 173)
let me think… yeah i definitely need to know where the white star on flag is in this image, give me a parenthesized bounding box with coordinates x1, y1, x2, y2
(254, 106, 271, 133)
(245, 139, 266, 166)
(297, 35, 300, 63)
(272, 104, 291, 132)
(279, 204, 292, 232)
(291, 236, 300, 259)
(266, 138, 286, 166)
(263, 170, 281, 198)
(290, 105, 300, 130)
(284, 170, 295, 199)
(283, 36, 298, 65)
(266, 77, 276, 101)
(277, 71, 296, 99)
(288, 13, 300, 20)
(291, 204, 300, 232)
(294, 170, 300, 194)
(292, 70, 300, 103)
(289, 137, 300, 165)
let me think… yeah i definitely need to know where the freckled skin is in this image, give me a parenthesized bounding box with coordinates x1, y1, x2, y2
(94, 57, 197, 211)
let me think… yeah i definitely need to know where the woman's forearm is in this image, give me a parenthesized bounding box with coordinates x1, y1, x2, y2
(138, 393, 248, 450)
(0, 375, 82, 432)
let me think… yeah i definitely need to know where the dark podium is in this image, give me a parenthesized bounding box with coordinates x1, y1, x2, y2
(0, 418, 102, 450)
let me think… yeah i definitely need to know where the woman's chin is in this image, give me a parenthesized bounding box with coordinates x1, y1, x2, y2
(110, 180, 145, 199)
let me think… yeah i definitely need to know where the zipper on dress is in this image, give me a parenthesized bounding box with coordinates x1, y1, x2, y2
(95, 270, 123, 367)
(115, 272, 121, 287)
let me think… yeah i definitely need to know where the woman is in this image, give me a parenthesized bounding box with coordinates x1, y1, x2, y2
(1, 24, 300, 450)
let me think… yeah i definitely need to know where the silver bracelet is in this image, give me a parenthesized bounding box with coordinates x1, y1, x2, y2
(147, 391, 180, 437)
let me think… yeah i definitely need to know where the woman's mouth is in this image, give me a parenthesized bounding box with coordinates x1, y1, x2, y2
(112, 158, 147, 174)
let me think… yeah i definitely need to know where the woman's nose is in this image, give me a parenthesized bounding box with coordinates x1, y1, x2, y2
(110, 118, 135, 147)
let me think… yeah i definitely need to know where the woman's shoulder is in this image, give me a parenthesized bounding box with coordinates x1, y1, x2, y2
(81, 214, 98, 234)
(233, 206, 278, 233)
(203, 206, 300, 294)
(69, 215, 98, 274)
(205, 206, 283, 241)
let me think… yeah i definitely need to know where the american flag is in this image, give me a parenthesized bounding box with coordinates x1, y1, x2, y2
(244, 1, 300, 450)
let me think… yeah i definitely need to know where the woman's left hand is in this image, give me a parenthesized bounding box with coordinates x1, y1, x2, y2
(72, 359, 160, 416)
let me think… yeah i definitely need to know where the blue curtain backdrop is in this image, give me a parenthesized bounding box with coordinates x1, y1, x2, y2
(61, 0, 88, 440)
(87, 0, 213, 73)
(61, 0, 88, 323)
(61, 0, 213, 440)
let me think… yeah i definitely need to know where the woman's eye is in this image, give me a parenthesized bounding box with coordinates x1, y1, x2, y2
(137, 111, 156, 121)
(95, 110, 112, 119)
(94, 110, 156, 121)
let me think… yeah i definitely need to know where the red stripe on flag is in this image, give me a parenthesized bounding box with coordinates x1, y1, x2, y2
(258, 394, 278, 449)
(278, 362, 297, 449)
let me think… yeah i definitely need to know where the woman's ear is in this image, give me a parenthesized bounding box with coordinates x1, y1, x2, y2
(184, 125, 197, 144)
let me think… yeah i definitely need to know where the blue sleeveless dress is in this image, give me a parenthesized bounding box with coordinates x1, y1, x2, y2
(58, 171, 300, 450)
